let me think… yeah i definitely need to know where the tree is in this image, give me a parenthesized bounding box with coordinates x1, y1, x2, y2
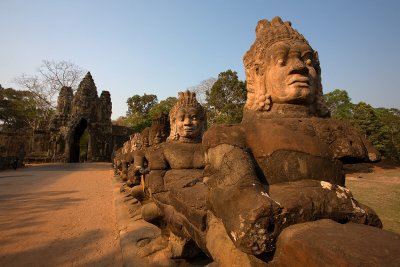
(14, 60, 84, 108)
(0, 86, 48, 131)
(112, 116, 129, 127)
(126, 94, 158, 116)
(125, 94, 158, 132)
(13, 60, 84, 129)
(148, 97, 178, 119)
(205, 70, 246, 124)
(186, 77, 217, 104)
(351, 102, 389, 154)
(323, 89, 353, 119)
(375, 108, 400, 160)
(324, 89, 400, 160)
(39, 60, 84, 92)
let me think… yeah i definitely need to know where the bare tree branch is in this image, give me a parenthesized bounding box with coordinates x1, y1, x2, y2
(39, 60, 84, 92)
(186, 77, 217, 104)
(12, 60, 85, 130)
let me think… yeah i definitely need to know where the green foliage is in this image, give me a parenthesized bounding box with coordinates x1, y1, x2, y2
(148, 97, 177, 119)
(205, 70, 246, 124)
(125, 94, 177, 133)
(112, 116, 129, 126)
(375, 108, 400, 160)
(0, 86, 51, 131)
(323, 89, 400, 160)
(124, 111, 152, 133)
(351, 102, 388, 152)
(125, 94, 158, 132)
(323, 89, 353, 119)
(126, 94, 158, 116)
(79, 129, 89, 161)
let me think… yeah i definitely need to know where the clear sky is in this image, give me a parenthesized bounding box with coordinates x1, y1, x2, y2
(1, 0, 399, 119)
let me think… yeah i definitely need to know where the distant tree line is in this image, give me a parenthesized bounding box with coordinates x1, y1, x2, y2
(120, 74, 399, 161)
(2, 63, 398, 161)
(324, 89, 400, 160)
(115, 69, 247, 131)
(0, 60, 84, 132)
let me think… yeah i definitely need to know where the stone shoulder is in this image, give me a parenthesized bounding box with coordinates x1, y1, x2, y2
(202, 124, 247, 149)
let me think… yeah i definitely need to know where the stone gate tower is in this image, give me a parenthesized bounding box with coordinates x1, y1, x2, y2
(48, 72, 113, 162)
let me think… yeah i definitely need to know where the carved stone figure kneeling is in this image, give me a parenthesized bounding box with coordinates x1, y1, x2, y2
(134, 91, 209, 258)
(201, 16, 382, 263)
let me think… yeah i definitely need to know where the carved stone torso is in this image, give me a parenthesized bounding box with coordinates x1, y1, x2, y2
(143, 141, 207, 247)
(163, 141, 205, 169)
(144, 141, 205, 193)
(203, 117, 377, 186)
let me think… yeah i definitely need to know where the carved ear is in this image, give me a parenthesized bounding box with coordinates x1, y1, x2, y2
(314, 51, 319, 61)
(314, 50, 321, 75)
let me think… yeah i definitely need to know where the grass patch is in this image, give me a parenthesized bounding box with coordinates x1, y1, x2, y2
(346, 168, 400, 234)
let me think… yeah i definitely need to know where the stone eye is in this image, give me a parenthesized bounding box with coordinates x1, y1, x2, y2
(277, 59, 284, 66)
(305, 59, 312, 66)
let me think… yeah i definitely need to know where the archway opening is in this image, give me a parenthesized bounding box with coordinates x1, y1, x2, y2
(70, 119, 88, 162)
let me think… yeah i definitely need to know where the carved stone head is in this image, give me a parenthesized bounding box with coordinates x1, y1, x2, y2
(129, 133, 142, 152)
(243, 16, 329, 117)
(148, 113, 169, 145)
(168, 91, 206, 143)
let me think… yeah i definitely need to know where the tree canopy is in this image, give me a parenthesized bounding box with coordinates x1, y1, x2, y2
(205, 70, 246, 124)
(11, 60, 84, 130)
(14, 60, 84, 109)
(0, 86, 51, 131)
(123, 94, 178, 133)
(323, 89, 353, 119)
(324, 89, 400, 160)
(121, 80, 399, 161)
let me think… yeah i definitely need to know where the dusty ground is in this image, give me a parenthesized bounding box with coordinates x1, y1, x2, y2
(1, 161, 398, 267)
(0, 163, 123, 267)
(345, 161, 400, 234)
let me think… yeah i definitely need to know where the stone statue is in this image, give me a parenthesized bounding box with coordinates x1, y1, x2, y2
(202, 16, 382, 260)
(125, 112, 168, 181)
(134, 91, 208, 256)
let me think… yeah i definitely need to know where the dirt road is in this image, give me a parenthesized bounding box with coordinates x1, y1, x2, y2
(0, 163, 123, 267)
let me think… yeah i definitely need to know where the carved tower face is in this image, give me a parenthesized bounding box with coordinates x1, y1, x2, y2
(265, 41, 318, 105)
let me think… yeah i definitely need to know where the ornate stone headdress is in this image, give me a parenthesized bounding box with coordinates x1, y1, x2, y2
(242, 16, 328, 117)
(168, 90, 207, 141)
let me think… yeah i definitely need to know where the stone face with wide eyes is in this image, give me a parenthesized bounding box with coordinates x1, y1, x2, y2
(265, 41, 318, 105)
(176, 107, 202, 141)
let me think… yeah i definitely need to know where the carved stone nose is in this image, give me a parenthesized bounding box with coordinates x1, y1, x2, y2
(290, 60, 308, 75)
(293, 59, 306, 69)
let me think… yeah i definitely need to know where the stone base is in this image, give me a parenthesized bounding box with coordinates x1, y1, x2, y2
(269, 219, 400, 267)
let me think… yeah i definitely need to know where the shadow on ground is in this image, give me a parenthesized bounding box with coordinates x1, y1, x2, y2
(0, 190, 83, 232)
(344, 160, 400, 174)
(0, 229, 119, 267)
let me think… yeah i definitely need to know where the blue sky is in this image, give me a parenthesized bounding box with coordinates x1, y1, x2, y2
(1, 0, 399, 119)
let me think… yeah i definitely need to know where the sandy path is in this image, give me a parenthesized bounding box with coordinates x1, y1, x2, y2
(0, 163, 123, 267)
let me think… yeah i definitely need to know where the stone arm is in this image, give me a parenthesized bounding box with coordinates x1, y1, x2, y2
(130, 151, 148, 176)
(325, 121, 381, 163)
(204, 143, 281, 255)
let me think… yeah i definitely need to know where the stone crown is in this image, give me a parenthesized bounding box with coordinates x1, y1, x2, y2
(170, 90, 205, 118)
(255, 16, 309, 49)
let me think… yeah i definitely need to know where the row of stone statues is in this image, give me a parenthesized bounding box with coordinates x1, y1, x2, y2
(113, 16, 398, 266)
